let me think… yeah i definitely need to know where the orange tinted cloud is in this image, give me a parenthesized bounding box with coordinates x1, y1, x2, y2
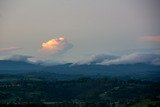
(42, 38, 64, 50)
(140, 36, 160, 42)
(41, 37, 73, 54)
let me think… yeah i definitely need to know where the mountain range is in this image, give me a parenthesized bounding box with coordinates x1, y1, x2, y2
(0, 60, 160, 81)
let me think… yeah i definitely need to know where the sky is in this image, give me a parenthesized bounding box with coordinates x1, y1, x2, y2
(0, 0, 160, 63)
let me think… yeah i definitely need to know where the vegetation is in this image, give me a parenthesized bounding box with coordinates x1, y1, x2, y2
(0, 73, 160, 107)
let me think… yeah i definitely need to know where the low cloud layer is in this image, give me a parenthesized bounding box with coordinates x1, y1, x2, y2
(74, 51, 160, 66)
(99, 53, 160, 65)
(74, 54, 119, 65)
(0, 47, 21, 58)
(6, 54, 33, 62)
(40, 37, 73, 55)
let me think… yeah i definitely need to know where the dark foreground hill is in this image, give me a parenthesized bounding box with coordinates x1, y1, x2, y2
(0, 76, 160, 107)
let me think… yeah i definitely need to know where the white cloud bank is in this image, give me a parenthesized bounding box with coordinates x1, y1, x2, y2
(99, 53, 160, 65)
(6, 54, 33, 62)
(73, 54, 119, 65)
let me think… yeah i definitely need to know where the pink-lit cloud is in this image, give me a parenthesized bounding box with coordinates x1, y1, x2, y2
(40, 37, 73, 55)
(140, 35, 160, 42)
(0, 47, 20, 53)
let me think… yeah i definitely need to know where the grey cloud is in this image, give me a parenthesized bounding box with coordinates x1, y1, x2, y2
(0, 47, 21, 57)
(6, 54, 33, 62)
(58, 42, 73, 55)
(151, 58, 160, 65)
(100, 53, 160, 65)
(89, 54, 119, 64)
(74, 54, 119, 65)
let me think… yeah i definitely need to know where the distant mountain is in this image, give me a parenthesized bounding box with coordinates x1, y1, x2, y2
(0, 60, 41, 73)
(0, 60, 160, 81)
(43, 63, 160, 75)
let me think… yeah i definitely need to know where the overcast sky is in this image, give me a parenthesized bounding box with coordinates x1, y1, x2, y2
(0, 0, 160, 62)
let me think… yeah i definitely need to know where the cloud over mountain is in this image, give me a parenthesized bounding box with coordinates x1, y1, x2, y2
(100, 53, 160, 65)
(6, 54, 33, 62)
(74, 54, 119, 65)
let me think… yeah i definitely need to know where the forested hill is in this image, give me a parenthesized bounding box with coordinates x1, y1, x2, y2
(0, 60, 160, 81)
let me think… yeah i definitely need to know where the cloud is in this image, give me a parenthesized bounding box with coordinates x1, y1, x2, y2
(89, 54, 119, 64)
(33, 59, 66, 66)
(74, 54, 119, 65)
(140, 35, 160, 42)
(6, 54, 33, 62)
(99, 53, 160, 65)
(73, 49, 160, 66)
(28, 37, 74, 63)
(40, 37, 73, 55)
(151, 58, 160, 65)
(0, 47, 20, 53)
(0, 47, 20, 56)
